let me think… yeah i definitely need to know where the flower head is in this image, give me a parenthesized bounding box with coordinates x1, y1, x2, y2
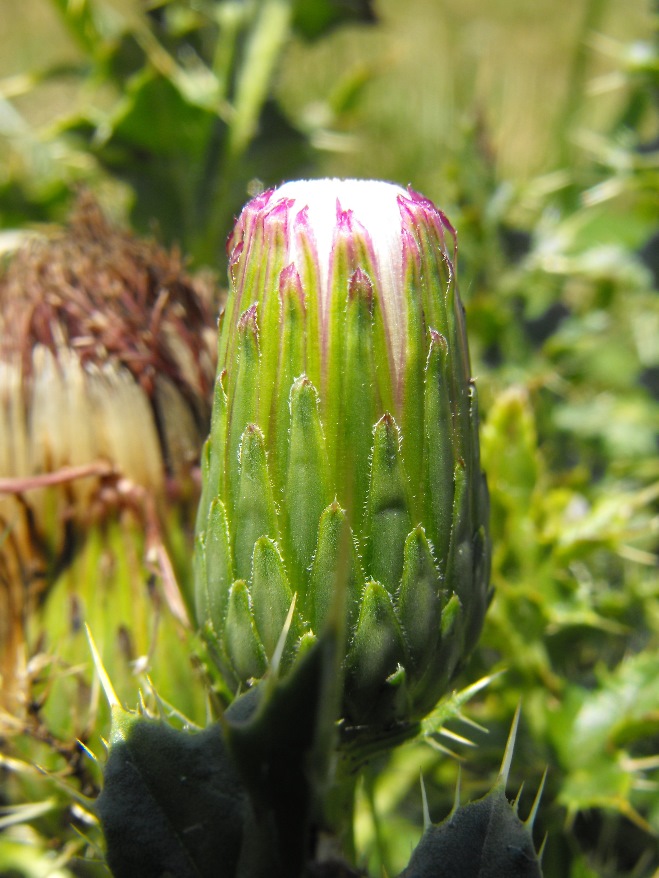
(196, 179, 490, 735)
(0, 195, 218, 714)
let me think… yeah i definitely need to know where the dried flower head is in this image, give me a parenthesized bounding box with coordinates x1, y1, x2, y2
(0, 194, 219, 713)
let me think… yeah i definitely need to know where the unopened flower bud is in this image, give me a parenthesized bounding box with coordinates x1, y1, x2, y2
(195, 179, 490, 736)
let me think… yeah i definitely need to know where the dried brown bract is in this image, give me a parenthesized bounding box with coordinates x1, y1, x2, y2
(0, 194, 220, 715)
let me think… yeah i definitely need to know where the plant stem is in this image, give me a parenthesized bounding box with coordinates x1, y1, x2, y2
(197, 0, 293, 263)
(228, 0, 293, 162)
(321, 751, 360, 864)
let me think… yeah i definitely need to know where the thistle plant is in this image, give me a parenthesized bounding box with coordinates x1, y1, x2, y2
(401, 707, 545, 878)
(195, 178, 490, 740)
(0, 195, 217, 719)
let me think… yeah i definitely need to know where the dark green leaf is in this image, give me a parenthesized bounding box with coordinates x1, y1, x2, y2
(292, 0, 376, 40)
(400, 786, 542, 878)
(97, 711, 246, 878)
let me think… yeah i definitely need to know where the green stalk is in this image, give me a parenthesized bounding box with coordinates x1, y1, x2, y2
(227, 0, 293, 161)
(321, 754, 360, 864)
(199, 0, 293, 261)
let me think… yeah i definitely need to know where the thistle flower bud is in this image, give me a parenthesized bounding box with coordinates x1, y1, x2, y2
(195, 179, 490, 735)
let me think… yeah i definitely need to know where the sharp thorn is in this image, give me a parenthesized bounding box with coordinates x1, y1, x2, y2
(85, 624, 119, 709)
(525, 766, 548, 831)
(497, 701, 521, 788)
(420, 772, 431, 830)
(270, 592, 297, 677)
(451, 765, 462, 817)
(513, 782, 525, 813)
(76, 739, 98, 764)
(438, 727, 477, 747)
(425, 737, 463, 760)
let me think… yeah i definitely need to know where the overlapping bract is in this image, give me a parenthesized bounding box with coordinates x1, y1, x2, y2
(195, 179, 490, 731)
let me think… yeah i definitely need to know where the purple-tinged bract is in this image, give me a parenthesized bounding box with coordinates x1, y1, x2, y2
(195, 179, 490, 735)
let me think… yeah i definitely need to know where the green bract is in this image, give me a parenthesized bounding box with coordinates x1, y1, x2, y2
(195, 179, 490, 733)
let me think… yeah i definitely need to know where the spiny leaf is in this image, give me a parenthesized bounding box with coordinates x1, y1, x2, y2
(97, 715, 246, 878)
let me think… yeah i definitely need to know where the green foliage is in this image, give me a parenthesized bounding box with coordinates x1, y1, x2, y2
(97, 620, 342, 878)
(400, 787, 542, 878)
(0, 0, 371, 261)
(97, 711, 246, 878)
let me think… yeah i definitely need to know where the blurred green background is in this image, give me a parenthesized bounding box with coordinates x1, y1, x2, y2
(1, 1, 658, 876)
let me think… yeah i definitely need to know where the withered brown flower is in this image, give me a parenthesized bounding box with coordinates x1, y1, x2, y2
(0, 194, 219, 715)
